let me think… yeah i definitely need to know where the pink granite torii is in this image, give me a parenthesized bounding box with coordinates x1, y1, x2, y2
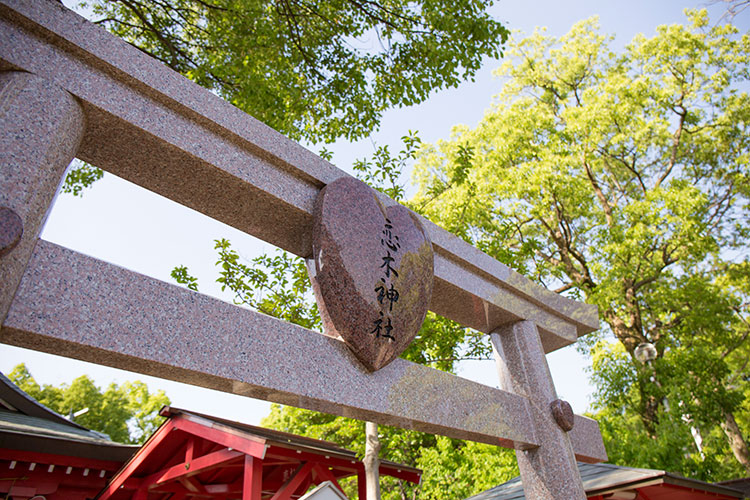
(0, 1, 606, 498)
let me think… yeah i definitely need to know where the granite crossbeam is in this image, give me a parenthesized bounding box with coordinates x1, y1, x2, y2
(0, 0, 597, 353)
(2, 240, 606, 463)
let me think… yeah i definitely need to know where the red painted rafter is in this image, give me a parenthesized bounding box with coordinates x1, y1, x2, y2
(204, 479, 242, 495)
(186, 436, 197, 463)
(0, 468, 109, 490)
(311, 463, 344, 495)
(178, 475, 208, 493)
(267, 447, 358, 476)
(266, 445, 419, 484)
(140, 447, 244, 487)
(98, 419, 179, 499)
(299, 477, 315, 499)
(173, 416, 267, 459)
(132, 488, 148, 500)
(270, 462, 315, 500)
(261, 459, 299, 467)
(358, 470, 367, 500)
(144, 482, 202, 496)
(0, 449, 123, 470)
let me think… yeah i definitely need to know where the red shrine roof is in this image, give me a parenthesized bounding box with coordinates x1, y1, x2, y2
(0, 372, 138, 499)
(98, 406, 421, 499)
(466, 462, 747, 500)
(0, 372, 137, 462)
(1, 372, 420, 500)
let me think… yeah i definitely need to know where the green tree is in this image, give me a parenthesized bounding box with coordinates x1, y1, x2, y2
(8, 363, 170, 444)
(62, 0, 508, 197)
(260, 404, 518, 500)
(412, 10, 750, 479)
(74, 0, 508, 144)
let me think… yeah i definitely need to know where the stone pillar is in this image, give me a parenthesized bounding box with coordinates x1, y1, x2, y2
(491, 321, 586, 499)
(0, 71, 85, 324)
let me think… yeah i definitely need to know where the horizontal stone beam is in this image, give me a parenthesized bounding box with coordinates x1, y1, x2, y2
(1, 241, 606, 463)
(0, 0, 598, 353)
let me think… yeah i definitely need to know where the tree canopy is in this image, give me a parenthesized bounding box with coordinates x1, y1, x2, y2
(7, 363, 170, 444)
(412, 10, 750, 479)
(80, 0, 508, 143)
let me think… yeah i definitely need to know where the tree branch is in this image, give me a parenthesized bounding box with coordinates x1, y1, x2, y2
(656, 95, 687, 188)
(583, 155, 614, 226)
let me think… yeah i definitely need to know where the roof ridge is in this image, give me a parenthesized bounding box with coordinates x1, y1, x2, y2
(0, 371, 90, 430)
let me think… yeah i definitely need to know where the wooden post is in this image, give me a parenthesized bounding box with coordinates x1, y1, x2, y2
(358, 469, 367, 500)
(243, 455, 263, 500)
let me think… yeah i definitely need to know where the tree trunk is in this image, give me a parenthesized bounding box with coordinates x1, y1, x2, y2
(364, 421, 381, 500)
(721, 409, 750, 474)
(602, 309, 661, 436)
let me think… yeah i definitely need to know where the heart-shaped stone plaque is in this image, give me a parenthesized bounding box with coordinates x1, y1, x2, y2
(308, 177, 434, 371)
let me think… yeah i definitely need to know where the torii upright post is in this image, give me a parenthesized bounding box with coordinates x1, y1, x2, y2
(0, 71, 84, 324)
(493, 321, 586, 498)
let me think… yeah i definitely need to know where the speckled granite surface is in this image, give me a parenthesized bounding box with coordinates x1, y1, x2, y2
(493, 322, 604, 498)
(309, 177, 433, 371)
(4, 241, 607, 462)
(3, 241, 543, 450)
(0, 0, 598, 353)
(0, 71, 83, 324)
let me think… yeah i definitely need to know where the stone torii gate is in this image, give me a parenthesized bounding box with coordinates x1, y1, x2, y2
(0, 1, 607, 498)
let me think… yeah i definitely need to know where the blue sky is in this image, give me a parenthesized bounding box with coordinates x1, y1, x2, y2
(1, 0, 746, 426)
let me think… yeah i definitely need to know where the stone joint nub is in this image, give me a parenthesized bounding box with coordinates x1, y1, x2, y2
(0, 207, 24, 258)
(550, 399, 575, 432)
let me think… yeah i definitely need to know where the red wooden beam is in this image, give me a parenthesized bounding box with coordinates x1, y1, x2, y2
(122, 477, 142, 489)
(260, 463, 302, 492)
(299, 475, 315, 498)
(312, 463, 345, 495)
(378, 463, 421, 484)
(205, 480, 242, 494)
(140, 447, 244, 487)
(173, 416, 267, 459)
(270, 462, 315, 500)
(0, 467, 109, 490)
(0, 449, 123, 470)
(267, 447, 359, 475)
(243, 455, 263, 500)
(357, 470, 367, 500)
(186, 436, 197, 463)
(98, 419, 179, 499)
(267, 445, 420, 484)
(179, 475, 208, 493)
(148, 481, 205, 496)
(0, 476, 107, 500)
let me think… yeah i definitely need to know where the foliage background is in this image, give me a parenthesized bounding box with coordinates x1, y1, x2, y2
(7, 363, 169, 444)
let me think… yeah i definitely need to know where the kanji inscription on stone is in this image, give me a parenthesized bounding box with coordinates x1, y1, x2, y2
(308, 177, 434, 371)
